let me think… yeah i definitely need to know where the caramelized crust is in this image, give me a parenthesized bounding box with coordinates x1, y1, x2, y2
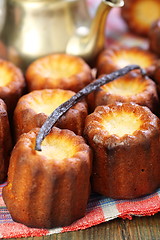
(0, 59, 25, 115)
(0, 99, 12, 183)
(121, 0, 160, 36)
(153, 61, 160, 99)
(149, 19, 160, 56)
(154, 61, 160, 84)
(14, 89, 88, 140)
(84, 102, 160, 199)
(25, 54, 93, 92)
(94, 72, 159, 114)
(96, 46, 157, 77)
(2, 127, 92, 228)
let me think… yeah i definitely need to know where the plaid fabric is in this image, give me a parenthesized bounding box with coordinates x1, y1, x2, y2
(0, 183, 160, 238)
(0, 0, 160, 238)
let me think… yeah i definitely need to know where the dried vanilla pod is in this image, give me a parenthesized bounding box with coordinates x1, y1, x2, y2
(35, 64, 146, 151)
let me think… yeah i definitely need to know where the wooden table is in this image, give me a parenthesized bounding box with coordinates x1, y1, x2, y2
(12, 213, 160, 240)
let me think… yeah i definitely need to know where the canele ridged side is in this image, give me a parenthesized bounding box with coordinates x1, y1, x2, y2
(3, 128, 92, 228)
(14, 89, 88, 140)
(96, 46, 157, 77)
(94, 72, 159, 114)
(25, 54, 93, 92)
(0, 99, 12, 183)
(84, 103, 160, 199)
(121, 0, 160, 36)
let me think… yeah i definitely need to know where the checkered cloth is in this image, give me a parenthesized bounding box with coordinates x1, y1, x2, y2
(0, 183, 160, 238)
(0, 0, 160, 238)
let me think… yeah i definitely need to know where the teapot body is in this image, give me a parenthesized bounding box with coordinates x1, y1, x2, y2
(0, 0, 91, 70)
(0, 0, 124, 70)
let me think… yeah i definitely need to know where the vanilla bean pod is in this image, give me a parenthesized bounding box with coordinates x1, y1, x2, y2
(35, 64, 146, 151)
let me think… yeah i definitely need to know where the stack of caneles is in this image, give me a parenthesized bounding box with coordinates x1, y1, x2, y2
(1, 44, 160, 230)
(2, 54, 93, 229)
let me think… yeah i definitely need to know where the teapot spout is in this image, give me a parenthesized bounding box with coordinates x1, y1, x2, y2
(66, 0, 124, 64)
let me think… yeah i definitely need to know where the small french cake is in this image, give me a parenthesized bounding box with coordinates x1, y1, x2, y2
(25, 54, 93, 92)
(14, 89, 88, 140)
(0, 99, 12, 183)
(121, 0, 160, 36)
(84, 102, 160, 199)
(0, 59, 25, 115)
(2, 127, 92, 228)
(94, 71, 159, 114)
(96, 46, 157, 77)
(153, 61, 160, 99)
(149, 19, 160, 56)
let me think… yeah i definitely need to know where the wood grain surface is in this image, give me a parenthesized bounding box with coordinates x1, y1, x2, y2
(9, 213, 160, 240)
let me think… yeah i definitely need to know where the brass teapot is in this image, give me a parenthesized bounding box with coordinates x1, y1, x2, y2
(0, 0, 124, 70)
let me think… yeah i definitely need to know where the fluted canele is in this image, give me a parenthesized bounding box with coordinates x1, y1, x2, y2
(121, 0, 160, 36)
(84, 102, 160, 199)
(0, 99, 12, 183)
(14, 89, 88, 140)
(96, 46, 158, 78)
(25, 54, 93, 93)
(149, 19, 160, 56)
(93, 71, 159, 115)
(2, 127, 92, 228)
(0, 59, 25, 116)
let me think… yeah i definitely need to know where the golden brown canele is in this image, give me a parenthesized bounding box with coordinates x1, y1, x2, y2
(121, 0, 160, 36)
(2, 127, 92, 228)
(84, 102, 160, 199)
(14, 89, 88, 140)
(93, 71, 159, 114)
(96, 46, 157, 77)
(153, 61, 160, 98)
(0, 99, 12, 183)
(0, 59, 25, 115)
(153, 61, 160, 85)
(149, 19, 160, 56)
(25, 54, 93, 92)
